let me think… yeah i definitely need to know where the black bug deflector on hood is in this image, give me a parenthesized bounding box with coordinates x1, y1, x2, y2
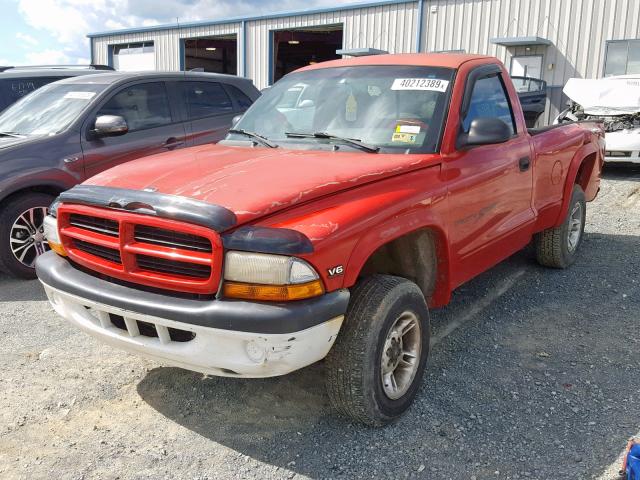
(55, 184, 238, 232)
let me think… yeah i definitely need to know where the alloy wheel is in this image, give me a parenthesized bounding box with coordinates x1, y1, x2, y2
(10, 206, 49, 268)
(380, 311, 422, 400)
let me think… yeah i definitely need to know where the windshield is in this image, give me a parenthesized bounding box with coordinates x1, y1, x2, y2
(0, 82, 107, 136)
(231, 65, 455, 153)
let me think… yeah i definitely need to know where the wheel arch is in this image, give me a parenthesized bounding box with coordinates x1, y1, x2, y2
(0, 175, 75, 206)
(344, 223, 452, 308)
(554, 144, 600, 228)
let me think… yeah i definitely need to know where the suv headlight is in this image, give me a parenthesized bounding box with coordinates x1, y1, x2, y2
(43, 215, 66, 256)
(223, 251, 323, 301)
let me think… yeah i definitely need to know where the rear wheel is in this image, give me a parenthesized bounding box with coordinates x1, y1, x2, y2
(535, 184, 586, 269)
(325, 275, 430, 426)
(0, 192, 54, 278)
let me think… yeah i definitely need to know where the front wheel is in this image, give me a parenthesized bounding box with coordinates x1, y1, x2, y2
(325, 275, 430, 426)
(535, 184, 586, 269)
(0, 192, 54, 278)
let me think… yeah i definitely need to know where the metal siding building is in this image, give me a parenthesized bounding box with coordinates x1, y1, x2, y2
(89, 0, 640, 124)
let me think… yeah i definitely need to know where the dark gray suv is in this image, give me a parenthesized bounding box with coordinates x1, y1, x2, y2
(0, 71, 260, 277)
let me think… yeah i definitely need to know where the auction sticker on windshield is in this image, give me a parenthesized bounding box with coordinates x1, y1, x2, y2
(64, 92, 96, 100)
(391, 78, 449, 92)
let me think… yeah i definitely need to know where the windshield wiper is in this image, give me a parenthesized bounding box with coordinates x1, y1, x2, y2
(0, 131, 24, 138)
(228, 128, 278, 148)
(284, 131, 379, 153)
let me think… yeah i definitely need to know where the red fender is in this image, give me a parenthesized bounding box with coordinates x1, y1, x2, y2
(553, 141, 600, 227)
(343, 209, 452, 308)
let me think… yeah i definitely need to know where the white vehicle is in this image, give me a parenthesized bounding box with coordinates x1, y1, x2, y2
(554, 75, 640, 164)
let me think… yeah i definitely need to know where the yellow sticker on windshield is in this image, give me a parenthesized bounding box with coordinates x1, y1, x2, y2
(395, 124, 420, 134)
(391, 132, 417, 143)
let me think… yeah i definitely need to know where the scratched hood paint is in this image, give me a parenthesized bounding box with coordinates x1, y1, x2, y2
(85, 143, 438, 226)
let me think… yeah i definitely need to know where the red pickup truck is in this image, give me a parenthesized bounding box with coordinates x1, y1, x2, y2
(36, 54, 604, 426)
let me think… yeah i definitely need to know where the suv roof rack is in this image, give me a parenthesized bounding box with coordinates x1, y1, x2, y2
(0, 64, 114, 72)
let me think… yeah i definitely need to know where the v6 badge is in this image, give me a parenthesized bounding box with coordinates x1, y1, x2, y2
(327, 265, 344, 277)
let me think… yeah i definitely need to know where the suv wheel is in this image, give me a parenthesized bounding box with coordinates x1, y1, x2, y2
(0, 192, 54, 279)
(325, 275, 430, 426)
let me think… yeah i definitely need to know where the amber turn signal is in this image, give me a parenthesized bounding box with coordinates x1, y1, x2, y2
(223, 280, 324, 301)
(48, 241, 67, 257)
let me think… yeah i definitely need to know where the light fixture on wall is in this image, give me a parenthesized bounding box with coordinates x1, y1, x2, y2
(288, 33, 300, 45)
(205, 47, 217, 51)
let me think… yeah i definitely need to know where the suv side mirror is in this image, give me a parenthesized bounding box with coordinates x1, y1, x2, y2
(93, 115, 128, 137)
(459, 117, 512, 147)
(231, 114, 243, 127)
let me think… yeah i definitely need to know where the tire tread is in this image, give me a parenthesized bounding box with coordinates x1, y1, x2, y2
(326, 275, 426, 426)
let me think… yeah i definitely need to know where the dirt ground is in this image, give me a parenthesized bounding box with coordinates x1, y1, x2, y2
(1, 164, 639, 480)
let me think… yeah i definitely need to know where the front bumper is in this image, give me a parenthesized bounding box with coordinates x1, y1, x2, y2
(36, 252, 349, 377)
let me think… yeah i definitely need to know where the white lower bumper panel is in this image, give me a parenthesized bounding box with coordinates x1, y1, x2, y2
(42, 282, 343, 378)
(605, 152, 640, 163)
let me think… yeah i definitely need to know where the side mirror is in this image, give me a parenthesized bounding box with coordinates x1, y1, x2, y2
(93, 115, 128, 137)
(231, 114, 243, 127)
(459, 117, 512, 147)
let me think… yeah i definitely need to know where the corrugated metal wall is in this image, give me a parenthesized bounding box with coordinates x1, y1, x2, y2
(246, 2, 419, 87)
(92, 23, 242, 71)
(421, 0, 640, 123)
(92, 2, 419, 87)
(91, 0, 640, 124)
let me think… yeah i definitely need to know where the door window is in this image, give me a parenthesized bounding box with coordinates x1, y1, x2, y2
(462, 74, 516, 135)
(183, 81, 234, 119)
(226, 84, 253, 110)
(97, 82, 172, 132)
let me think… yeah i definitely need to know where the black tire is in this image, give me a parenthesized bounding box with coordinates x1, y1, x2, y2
(325, 274, 430, 426)
(0, 192, 55, 279)
(535, 184, 586, 269)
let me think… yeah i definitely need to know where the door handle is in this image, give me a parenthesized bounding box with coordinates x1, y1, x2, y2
(63, 155, 82, 163)
(519, 156, 531, 172)
(161, 138, 184, 150)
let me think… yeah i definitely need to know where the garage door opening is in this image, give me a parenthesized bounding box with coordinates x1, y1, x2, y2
(272, 25, 343, 83)
(113, 42, 155, 71)
(183, 35, 237, 74)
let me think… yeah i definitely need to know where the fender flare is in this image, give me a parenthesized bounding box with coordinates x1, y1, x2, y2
(553, 142, 599, 227)
(0, 169, 77, 204)
(343, 209, 452, 308)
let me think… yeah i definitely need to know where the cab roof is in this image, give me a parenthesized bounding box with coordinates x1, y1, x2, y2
(298, 53, 496, 73)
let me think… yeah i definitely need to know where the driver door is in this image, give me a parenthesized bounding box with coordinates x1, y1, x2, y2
(445, 67, 535, 287)
(81, 80, 187, 179)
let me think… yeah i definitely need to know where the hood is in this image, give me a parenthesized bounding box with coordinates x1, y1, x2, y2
(563, 75, 640, 116)
(0, 135, 33, 150)
(86, 144, 439, 227)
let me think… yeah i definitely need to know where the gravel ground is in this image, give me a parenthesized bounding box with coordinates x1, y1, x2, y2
(1, 164, 639, 480)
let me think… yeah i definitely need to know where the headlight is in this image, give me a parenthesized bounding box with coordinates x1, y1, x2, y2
(223, 251, 323, 301)
(48, 198, 61, 218)
(43, 215, 66, 256)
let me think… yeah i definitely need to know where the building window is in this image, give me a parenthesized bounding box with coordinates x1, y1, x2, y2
(604, 39, 640, 76)
(510, 55, 543, 79)
(112, 42, 155, 71)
